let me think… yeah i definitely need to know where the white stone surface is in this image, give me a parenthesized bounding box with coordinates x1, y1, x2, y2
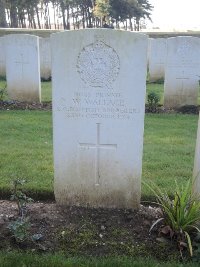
(193, 112, 200, 198)
(51, 29, 147, 209)
(164, 37, 200, 109)
(147, 38, 152, 69)
(0, 37, 6, 77)
(39, 37, 51, 80)
(5, 34, 41, 102)
(148, 38, 166, 81)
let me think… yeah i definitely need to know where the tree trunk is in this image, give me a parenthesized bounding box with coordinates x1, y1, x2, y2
(47, 5, 51, 29)
(32, 12, 37, 29)
(87, 8, 93, 28)
(27, 11, 33, 28)
(71, 7, 75, 29)
(66, 5, 70, 30)
(10, 3, 18, 28)
(52, 2, 56, 29)
(35, 6, 41, 29)
(82, 7, 85, 29)
(129, 17, 133, 31)
(0, 0, 7, 27)
(6, 8, 10, 27)
(60, 1, 67, 29)
(136, 17, 140, 31)
(18, 12, 24, 28)
(44, 3, 49, 29)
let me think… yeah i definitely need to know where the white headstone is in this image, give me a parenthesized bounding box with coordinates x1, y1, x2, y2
(5, 34, 41, 102)
(164, 37, 200, 109)
(193, 113, 200, 197)
(147, 38, 152, 69)
(0, 37, 6, 77)
(39, 37, 51, 80)
(148, 38, 166, 82)
(51, 29, 147, 209)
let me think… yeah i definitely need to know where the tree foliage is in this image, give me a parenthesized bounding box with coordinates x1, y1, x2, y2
(0, 0, 153, 30)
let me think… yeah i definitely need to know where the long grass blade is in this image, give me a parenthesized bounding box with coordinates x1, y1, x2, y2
(184, 231, 193, 257)
(149, 218, 164, 233)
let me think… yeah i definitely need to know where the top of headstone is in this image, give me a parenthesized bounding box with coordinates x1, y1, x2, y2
(51, 28, 147, 40)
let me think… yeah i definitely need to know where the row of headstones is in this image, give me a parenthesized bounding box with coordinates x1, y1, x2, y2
(148, 37, 200, 109)
(0, 34, 51, 102)
(0, 33, 200, 108)
(0, 35, 51, 80)
(1, 30, 200, 209)
(50, 29, 200, 209)
(1, 29, 200, 210)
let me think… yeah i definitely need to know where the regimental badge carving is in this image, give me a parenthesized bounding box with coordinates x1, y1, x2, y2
(77, 40, 120, 88)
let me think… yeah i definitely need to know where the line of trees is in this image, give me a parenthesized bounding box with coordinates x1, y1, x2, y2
(0, 0, 153, 31)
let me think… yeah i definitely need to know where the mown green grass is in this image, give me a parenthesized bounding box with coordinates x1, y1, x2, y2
(0, 78, 6, 87)
(146, 81, 200, 105)
(0, 110, 53, 199)
(0, 252, 199, 267)
(0, 78, 52, 102)
(41, 80, 52, 102)
(0, 78, 199, 199)
(0, 110, 198, 200)
(143, 113, 198, 199)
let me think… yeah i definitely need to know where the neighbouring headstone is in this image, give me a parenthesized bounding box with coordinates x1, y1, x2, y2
(147, 38, 152, 69)
(0, 37, 6, 77)
(193, 113, 200, 197)
(164, 37, 200, 109)
(51, 29, 148, 209)
(148, 38, 166, 82)
(5, 34, 41, 102)
(39, 37, 51, 80)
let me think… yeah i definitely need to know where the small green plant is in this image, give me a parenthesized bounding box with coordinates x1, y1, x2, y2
(0, 85, 7, 101)
(147, 92, 160, 112)
(8, 217, 30, 242)
(8, 179, 33, 243)
(10, 179, 33, 217)
(143, 178, 200, 258)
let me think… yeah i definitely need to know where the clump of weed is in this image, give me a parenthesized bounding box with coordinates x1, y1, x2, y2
(8, 179, 33, 243)
(10, 179, 33, 217)
(0, 84, 7, 101)
(147, 92, 160, 113)
(8, 179, 44, 244)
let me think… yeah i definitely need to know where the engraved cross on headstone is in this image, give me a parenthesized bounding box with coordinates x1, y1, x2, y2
(15, 53, 29, 79)
(79, 123, 117, 186)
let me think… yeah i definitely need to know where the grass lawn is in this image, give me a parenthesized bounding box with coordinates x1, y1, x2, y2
(143, 113, 198, 199)
(0, 252, 199, 267)
(41, 81, 52, 102)
(0, 78, 52, 102)
(0, 110, 198, 200)
(0, 78, 199, 199)
(0, 110, 53, 199)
